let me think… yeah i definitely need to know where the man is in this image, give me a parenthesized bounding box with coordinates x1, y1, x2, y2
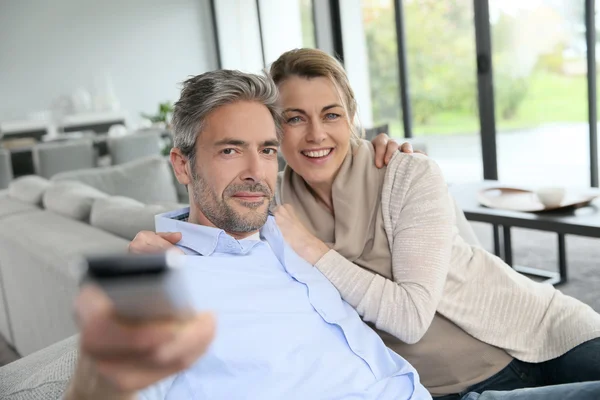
(66, 70, 600, 400)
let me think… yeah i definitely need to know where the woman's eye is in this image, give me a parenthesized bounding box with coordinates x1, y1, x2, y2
(325, 113, 340, 120)
(287, 116, 302, 124)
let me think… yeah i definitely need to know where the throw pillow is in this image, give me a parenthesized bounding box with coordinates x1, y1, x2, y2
(52, 156, 178, 204)
(43, 181, 108, 221)
(8, 175, 51, 205)
(90, 196, 168, 240)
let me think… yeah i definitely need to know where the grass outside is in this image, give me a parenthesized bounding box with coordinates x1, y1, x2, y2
(384, 71, 589, 138)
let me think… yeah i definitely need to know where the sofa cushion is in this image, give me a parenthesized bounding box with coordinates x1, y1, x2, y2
(90, 196, 171, 240)
(43, 181, 108, 221)
(0, 192, 40, 219)
(0, 210, 129, 355)
(152, 201, 189, 211)
(8, 175, 51, 205)
(52, 156, 178, 204)
(0, 210, 129, 282)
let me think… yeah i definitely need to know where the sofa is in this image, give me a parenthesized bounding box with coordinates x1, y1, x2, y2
(0, 156, 188, 359)
(0, 153, 479, 399)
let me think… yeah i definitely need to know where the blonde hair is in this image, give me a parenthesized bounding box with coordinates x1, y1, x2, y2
(269, 48, 363, 142)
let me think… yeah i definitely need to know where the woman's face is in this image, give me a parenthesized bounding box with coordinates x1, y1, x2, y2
(278, 76, 352, 187)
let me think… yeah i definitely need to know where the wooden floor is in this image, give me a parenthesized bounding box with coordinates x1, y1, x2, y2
(0, 334, 19, 367)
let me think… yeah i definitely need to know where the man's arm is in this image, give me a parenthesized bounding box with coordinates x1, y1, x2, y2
(64, 285, 215, 400)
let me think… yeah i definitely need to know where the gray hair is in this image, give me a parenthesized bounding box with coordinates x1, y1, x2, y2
(172, 70, 283, 161)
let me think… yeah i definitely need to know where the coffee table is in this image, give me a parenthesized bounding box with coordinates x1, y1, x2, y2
(449, 180, 600, 286)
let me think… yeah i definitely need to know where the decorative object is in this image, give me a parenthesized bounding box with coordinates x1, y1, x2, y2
(71, 88, 93, 113)
(93, 72, 121, 112)
(477, 187, 598, 212)
(107, 124, 129, 138)
(535, 187, 566, 208)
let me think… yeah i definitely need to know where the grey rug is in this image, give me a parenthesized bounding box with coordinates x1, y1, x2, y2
(0, 224, 598, 367)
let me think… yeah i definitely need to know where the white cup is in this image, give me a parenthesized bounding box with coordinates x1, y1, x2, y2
(535, 187, 566, 208)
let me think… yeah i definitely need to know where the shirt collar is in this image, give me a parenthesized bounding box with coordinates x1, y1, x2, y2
(155, 207, 279, 256)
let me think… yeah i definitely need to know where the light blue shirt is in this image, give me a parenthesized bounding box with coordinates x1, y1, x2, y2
(140, 208, 430, 400)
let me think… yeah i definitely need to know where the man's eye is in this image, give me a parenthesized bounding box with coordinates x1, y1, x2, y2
(263, 148, 278, 155)
(222, 148, 235, 155)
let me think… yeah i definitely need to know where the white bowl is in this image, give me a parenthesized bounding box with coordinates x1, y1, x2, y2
(535, 187, 566, 208)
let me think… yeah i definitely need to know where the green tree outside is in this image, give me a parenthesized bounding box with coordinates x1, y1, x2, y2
(362, 0, 589, 138)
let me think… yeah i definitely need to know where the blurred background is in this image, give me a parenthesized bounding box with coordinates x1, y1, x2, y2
(360, 0, 597, 187)
(3, 0, 600, 187)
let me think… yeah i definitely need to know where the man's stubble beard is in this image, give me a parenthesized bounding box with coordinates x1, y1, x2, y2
(190, 169, 272, 233)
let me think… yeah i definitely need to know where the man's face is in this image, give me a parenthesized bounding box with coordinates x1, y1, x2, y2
(172, 101, 279, 236)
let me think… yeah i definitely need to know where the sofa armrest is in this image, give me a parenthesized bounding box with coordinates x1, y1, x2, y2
(0, 335, 78, 400)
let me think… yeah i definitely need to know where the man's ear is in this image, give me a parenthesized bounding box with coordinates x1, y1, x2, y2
(170, 148, 192, 186)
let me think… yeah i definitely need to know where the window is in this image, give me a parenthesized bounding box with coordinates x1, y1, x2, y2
(259, 0, 315, 66)
(300, 0, 316, 48)
(404, 0, 482, 183)
(360, 0, 403, 137)
(491, 0, 590, 186)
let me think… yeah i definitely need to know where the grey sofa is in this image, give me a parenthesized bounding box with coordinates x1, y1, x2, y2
(108, 130, 163, 165)
(0, 156, 188, 358)
(33, 139, 97, 179)
(0, 335, 78, 399)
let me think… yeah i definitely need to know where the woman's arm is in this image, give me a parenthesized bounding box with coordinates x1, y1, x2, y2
(314, 155, 455, 344)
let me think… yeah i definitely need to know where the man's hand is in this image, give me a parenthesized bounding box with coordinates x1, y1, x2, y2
(371, 133, 425, 168)
(65, 285, 215, 399)
(128, 231, 183, 255)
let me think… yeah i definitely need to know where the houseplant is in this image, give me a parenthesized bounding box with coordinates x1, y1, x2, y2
(141, 101, 174, 156)
(141, 101, 173, 129)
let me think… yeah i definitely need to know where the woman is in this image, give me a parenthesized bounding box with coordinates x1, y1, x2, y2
(130, 48, 600, 399)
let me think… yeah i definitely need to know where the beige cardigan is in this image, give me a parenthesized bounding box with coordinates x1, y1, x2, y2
(282, 152, 600, 362)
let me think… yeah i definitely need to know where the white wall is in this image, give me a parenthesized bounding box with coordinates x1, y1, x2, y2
(0, 0, 218, 124)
